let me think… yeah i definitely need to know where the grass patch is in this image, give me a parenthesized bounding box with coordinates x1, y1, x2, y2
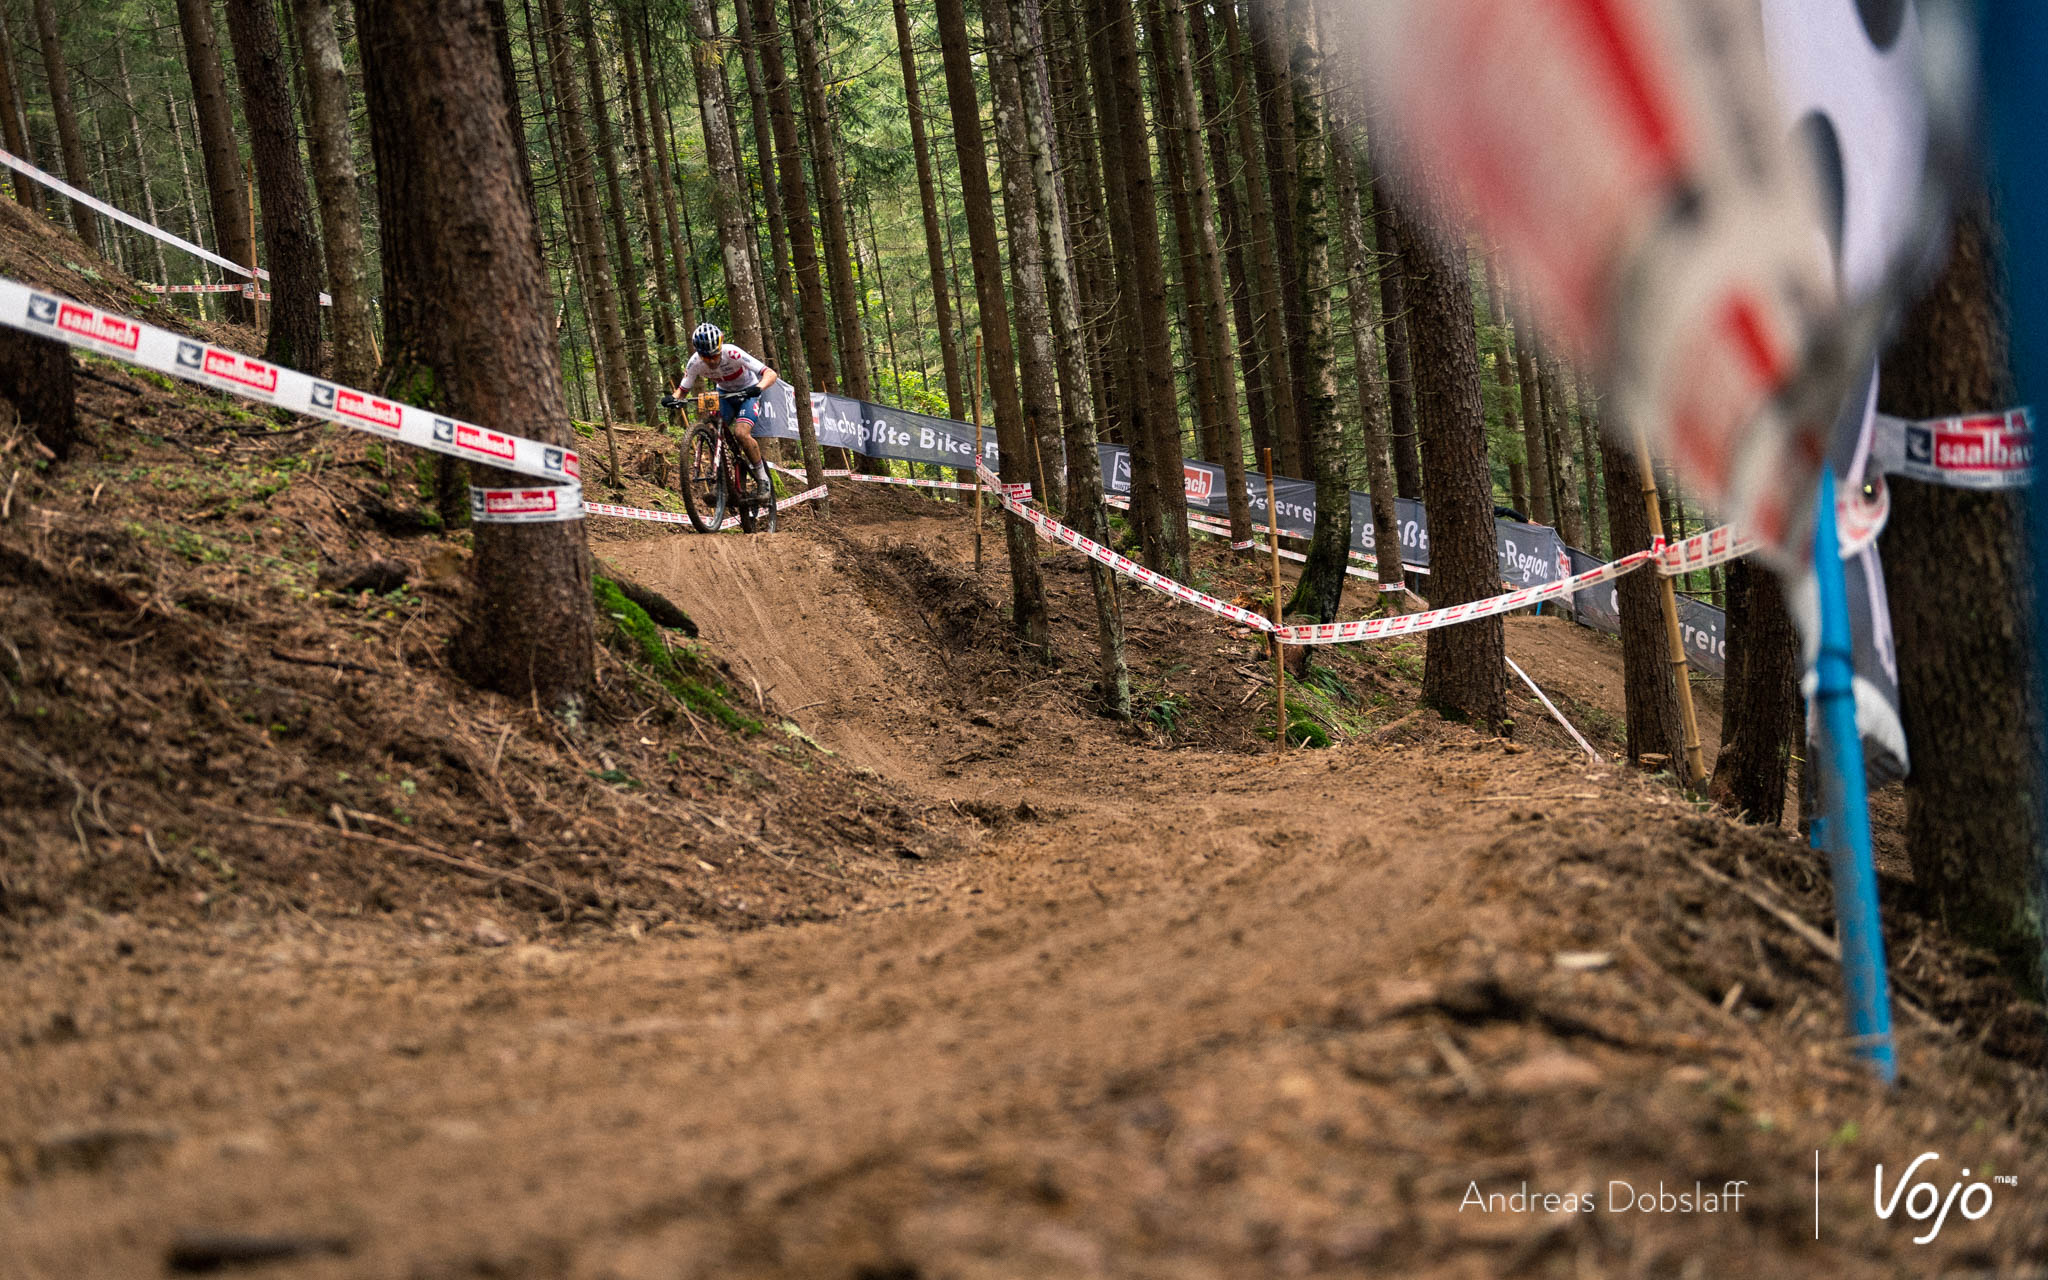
(594, 576, 761, 735)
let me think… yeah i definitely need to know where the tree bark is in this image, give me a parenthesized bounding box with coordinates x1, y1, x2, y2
(359, 0, 593, 713)
(890, 0, 965, 421)
(1280, 0, 1346, 621)
(1876, 193, 2043, 994)
(115, 45, 173, 297)
(539, 0, 632, 455)
(1336, 141, 1402, 594)
(787, 0, 869, 404)
(577, 0, 655, 424)
(1246, 0, 1306, 473)
(756, 0, 832, 401)
(1511, 290, 1550, 526)
(640, 15, 699, 342)
(1369, 156, 1421, 499)
(934, 0, 1050, 650)
(1539, 347, 1582, 545)
(1482, 252, 1523, 509)
(1399, 191, 1504, 727)
(224, 0, 325, 370)
(1711, 556, 1799, 823)
(0, 5, 35, 208)
(1190, 0, 1265, 505)
(1220, 0, 1297, 480)
(986, 0, 1065, 510)
(29, 0, 95, 253)
(290, 0, 375, 386)
(0, 326, 77, 458)
(620, 16, 678, 369)
(1009, 0, 1128, 711)
(1574, 368, 1604, 554)
(1155, 0, 1248, 543)
(1600, 432, 1686, 767)
(1046, 0, 1114, 453)
(1093, 0, 1189, 579)
(684, 0, 764, 356)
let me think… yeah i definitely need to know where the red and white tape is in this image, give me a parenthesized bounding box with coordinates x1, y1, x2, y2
(469, 483, 583, 524)
(0, 148, 329, 304)
(586, 484, 828, 530)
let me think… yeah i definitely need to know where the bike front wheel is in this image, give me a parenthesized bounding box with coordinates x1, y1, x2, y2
(680, 424, 726, 534)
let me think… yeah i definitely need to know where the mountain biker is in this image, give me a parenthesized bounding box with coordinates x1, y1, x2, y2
(661, 322, 777, 491)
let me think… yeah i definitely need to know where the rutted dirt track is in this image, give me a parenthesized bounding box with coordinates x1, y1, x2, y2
(7, 505, 2048, 1278)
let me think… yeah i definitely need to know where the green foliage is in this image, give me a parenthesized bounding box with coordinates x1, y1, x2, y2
(593, 576, 760, 735)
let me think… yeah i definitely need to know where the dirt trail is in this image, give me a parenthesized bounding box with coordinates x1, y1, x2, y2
(8, 508, 2048, 1279)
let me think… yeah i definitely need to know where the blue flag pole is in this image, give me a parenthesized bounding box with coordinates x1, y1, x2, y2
(1810, 467, 1898, 1082)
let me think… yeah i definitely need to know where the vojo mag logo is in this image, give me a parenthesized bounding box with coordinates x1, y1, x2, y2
(1874, 1153, 2009, 1244)
(1903, 423, 1935, 467)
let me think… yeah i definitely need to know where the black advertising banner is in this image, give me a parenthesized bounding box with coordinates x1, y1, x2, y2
(1567, 548, 1728, 677)
(750, 386, 999, 471)
(1098, 445, 1569, 592)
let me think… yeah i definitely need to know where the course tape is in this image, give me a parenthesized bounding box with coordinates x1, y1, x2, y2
(0, 278, 581, 491)
(0, 147, 331, 304)
(470, 484, 584, 524)
(584, 484, 828, 530)
(994, 468, 1659, 645)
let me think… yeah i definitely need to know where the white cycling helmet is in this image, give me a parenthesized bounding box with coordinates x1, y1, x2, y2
(691, 322, 723, 359)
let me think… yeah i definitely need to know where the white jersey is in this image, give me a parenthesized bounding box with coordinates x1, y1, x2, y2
(679, 344, 768, 396)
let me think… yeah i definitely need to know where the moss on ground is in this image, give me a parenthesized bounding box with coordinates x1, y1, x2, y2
(593, 576, 762, 735)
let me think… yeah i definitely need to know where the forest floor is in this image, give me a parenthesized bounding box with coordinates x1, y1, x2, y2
(5, 204, 2048, 1279)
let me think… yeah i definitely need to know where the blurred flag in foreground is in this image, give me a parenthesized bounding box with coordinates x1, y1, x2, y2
(1337, 0, 1855, 563)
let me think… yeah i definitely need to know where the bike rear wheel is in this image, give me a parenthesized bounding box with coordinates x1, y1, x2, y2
(680, 425, 726, 534)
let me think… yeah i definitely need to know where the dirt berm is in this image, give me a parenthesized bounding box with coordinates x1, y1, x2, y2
(4, 208, 2047, 1277)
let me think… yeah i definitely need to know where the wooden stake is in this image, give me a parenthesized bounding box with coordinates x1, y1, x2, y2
(1264, 449, 1287, 753)
(1634, 428, 1706, 788)
(244, 159, 261, 333)
(971, 330, 985, 572)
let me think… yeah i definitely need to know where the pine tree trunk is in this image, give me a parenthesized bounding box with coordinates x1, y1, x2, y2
(1574, 368, 1604, 555)
(1399, 191, 1504, 727)
(1368, 156, 1421, 499)
(1875, 193, 2043, 994)
(1007, 0, 1128, 710)
(986, 0, 1065, 510)
(757, 0, 834, 398)
(577, 0, 654, 424)
(0, 326, 77, 458)
(162, 68, 214, 315)
(1711, 556, 1798, 824)
(1190, 0, 1265, 508)
(224, 0, 325, 370)
(1600, 432, 1686, 767)
(1539, 348, 1581, 545)
(787, 0, 869, 405)
(176, 0, 257, 325)
(1046, 0, 1114, 450)
(1094, 0, 1189, 579)
(1482, 253, 1523, 508)
(934, 0, 1051, 650)
(1154, 0, 1248, 543)
(289, 0, 375, 386)
(1145, 0, 1222, 468)
(1080, 0, 1154, 545)
(0, 6, 34, 208)
(640, 16, 699, 340)
(115, 45, 173, 295)
(1511, 297, 1550, 526)
(29, 0, 96, 253)
(1220, 0, 1297, 480)
(359, 0, 593, 713)
(890, 0, 965, 421)
(1246, 0, 1306, 474)
(1280, 0, 1346, 621)
(620, 19, 678, 370)
(1336, 141, 1402, 594)
(539, 0, 632, 461)
(684, 0, 764, 356)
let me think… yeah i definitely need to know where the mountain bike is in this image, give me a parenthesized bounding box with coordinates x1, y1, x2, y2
(676, 390, 778, 534)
